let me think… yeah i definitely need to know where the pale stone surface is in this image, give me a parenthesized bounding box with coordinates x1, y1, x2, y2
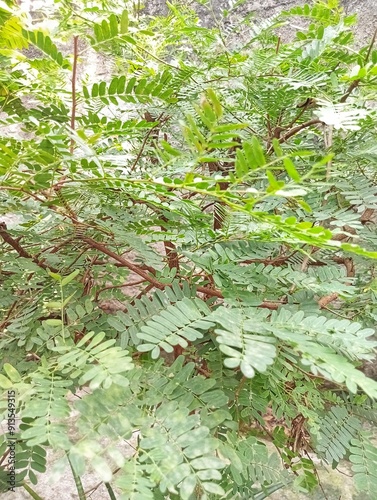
(145, 0, 376, 46)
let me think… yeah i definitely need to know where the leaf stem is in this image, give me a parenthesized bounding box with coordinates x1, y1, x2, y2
(68, 456, 87, 500)
(22, 482, 45, 500)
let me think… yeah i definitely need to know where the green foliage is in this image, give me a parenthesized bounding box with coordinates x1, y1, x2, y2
(349, 432, 377, 493)
(22, 29, 71, 69)
(137, 296, 214, 357)
(1, 0, 377, 498)
(314, 406, 361, 464)
(82, 70, 176, 104)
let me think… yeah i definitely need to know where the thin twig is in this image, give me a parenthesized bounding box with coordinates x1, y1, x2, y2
(82, 236, 165, 289)
(279, 119, 322, 144)
(267, 118, 323, 153)
(340, 26, 377, 103)
(285, 99, 314, 130)
(129, 113, 165, 171)
(131, 283, 154, 302)
(95, 279, 146, 300)
(0, 186, 46, 202)
(0, 223, 58, 273)
(242, 251, 298, 267)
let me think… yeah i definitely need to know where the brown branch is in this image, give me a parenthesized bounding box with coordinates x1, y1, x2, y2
(0, 223, 59, 273)
(267, 118, 323, 154)
(0, 449, 10, 467)
(129, 197, 180, 270)
(365, 28, 377, 62)
(70, 35, 79, 154)
(235, 376, 247, 401)
(160, 214, 179, 270)
(82, 236, 166, 289)
(259, 299, 287, 310)
(286, 98, 316, 129)
(163, 239, 179, 270)
(81, 235, 289, 311)
(208, 159, 232, 230)
(0, 300, 18, 331)
(0, 186, 46, 202)
(279, 119, 322, 144)
(242, 252, 298, 267)
(129, 113, 167, 172)
(332, 256, 355, 278)
(339, 80, 360, 104)
(91, 259, 157, 274)
(340, 26, 377, 103)
(132, 283, 154, 302)
(275, 36, 281, 54)
(196, 286, 223, 298)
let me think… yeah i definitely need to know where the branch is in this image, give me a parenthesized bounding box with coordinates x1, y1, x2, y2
(81, 235, 290, 310)
(286, 98, 317, 130)
(82, 236, 166, 289)
(159, 214, 179, 270)
(129, 113, 167, 172)
(0, 300, 18, 330)
(279, 119, 323, 144)
(340, 26, 377, 103)
(0, 186, 46, 202)
(95, 279, 146, 300)
(242, 252, 298, 267)
(332, 256, 355, 278)
(267, 118, 323, 153)
(0, 223, 58, 273)
(91, 259, 157, 274)
(196, 286, 223, 298)
(365, 26, 377, 63)
(339, 80, 360, 104)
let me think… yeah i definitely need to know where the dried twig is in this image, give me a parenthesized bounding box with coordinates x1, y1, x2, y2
(318, 292, 338, 309)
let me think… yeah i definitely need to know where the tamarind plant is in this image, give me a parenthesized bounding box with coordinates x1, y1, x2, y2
(1, 0, 377, 497)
